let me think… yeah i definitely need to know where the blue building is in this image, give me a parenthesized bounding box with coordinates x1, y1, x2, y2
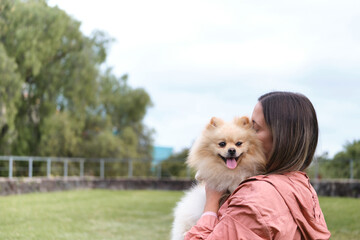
(152, 146, 173, 165)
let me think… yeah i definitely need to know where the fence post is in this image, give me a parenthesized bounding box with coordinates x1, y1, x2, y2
(28, 157, 33, 178)
(157, 162, 161, 179)
(128, 159, 133, 178)
(80, 160, 84, 178)
(314, 157, 319, 180)
(350, 159, 354, 180)
(9, 156, 13, 179)
(64, 159, 68, 178)
(100, 159, 105, 179)
(47, 158, 51, 178)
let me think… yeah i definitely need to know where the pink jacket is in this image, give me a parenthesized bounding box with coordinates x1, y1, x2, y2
(185, 171, 330, 240)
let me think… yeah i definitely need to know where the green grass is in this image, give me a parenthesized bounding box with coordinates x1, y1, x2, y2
(0, 190, 359, 240)
(319, 197, 360, 240)
(0, 190, 183, 240)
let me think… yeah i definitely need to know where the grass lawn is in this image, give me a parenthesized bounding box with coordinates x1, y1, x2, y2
(319, 197, 360, 240)
(0, 190, 183, 240)
(0, 190, 359, 240)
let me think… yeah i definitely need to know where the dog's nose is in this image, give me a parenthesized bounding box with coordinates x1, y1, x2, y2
(228, 148, 236, 155)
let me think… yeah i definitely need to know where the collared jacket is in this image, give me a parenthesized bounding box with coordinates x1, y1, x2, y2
(185, 171, 331, 240)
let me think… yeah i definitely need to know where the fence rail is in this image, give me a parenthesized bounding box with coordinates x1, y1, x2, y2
(0, 156, 191, 179)
(0, 156, 147, 179)
(305, 157, 360, 180)
(0, 156, 358, 180)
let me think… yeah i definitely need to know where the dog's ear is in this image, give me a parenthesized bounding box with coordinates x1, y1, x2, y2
(234, 116, 251, 128)
(207, 117, 224, 129)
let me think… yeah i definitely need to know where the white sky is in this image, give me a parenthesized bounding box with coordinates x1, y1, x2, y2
(49, 0, 360, 157)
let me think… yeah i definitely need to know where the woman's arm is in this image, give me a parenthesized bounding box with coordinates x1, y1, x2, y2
(203, 184, 224, 213)
(184, 183, 273, 240)
(184, 199, 272, 240)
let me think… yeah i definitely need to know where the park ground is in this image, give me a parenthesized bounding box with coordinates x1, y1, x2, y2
(0, 190, 359, 240)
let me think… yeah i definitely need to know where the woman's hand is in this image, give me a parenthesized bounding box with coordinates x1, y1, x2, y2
(203, 184, 225, 213)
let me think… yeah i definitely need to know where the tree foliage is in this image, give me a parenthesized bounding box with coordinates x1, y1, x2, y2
(334, 140, 360, 161)
(0, 0, 153, 164)
(0, 43, 22, 154)
(160, 148, 191, 178)
(330, 140, 360, 179)
(308, 140, 360, 179)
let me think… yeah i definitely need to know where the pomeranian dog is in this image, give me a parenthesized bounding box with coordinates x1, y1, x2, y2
(171, 116, 266, 240)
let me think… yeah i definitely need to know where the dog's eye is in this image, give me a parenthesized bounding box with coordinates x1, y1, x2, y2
(236, 141, 243, 146)
(218, 142, 226, 147)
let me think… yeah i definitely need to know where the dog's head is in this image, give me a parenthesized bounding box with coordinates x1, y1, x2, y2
(187, 116, 256, 171)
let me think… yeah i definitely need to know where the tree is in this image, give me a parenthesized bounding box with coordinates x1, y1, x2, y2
(0, 0, 105, 155)
(331, 140, 360, 179)
(160, 148, 192, 178)
(0, 44, 22, 154)
(97, 72, 153, 159)
(0, 0, 154, 166)
(336, 140, 360, 160)
(310, 140, 360, 179)
(38, 112, 81, 157)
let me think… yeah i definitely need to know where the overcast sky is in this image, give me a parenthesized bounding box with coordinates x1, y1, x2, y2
(49, 0, 360, 157)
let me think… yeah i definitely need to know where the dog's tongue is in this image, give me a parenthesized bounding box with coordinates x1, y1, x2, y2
(226, 158, 237, 169)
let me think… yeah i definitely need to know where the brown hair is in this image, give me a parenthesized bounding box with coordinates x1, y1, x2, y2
(258, 91, 318, 174)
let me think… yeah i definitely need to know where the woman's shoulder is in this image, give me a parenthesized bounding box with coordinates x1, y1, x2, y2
(241, 171, 309, 189)
(228, 175, 281, 204)
(223, 172, 297, 226)
(230, 171, 309, 203)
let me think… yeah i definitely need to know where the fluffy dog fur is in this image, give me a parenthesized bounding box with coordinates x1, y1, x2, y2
(171, 116, 266, 240)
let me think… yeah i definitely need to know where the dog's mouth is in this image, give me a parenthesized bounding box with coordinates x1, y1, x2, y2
(218, 153, 243, 170)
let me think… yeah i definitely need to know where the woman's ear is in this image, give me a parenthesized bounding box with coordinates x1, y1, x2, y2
(234, 116, 251, 128)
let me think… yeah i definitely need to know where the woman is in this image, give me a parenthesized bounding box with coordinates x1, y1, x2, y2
(184, 91, 331, 240)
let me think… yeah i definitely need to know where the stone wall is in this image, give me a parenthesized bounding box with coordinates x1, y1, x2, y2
(311, 179, 360, 198)
(1, 177, 359, 197)
(0, 177, 195, 196)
